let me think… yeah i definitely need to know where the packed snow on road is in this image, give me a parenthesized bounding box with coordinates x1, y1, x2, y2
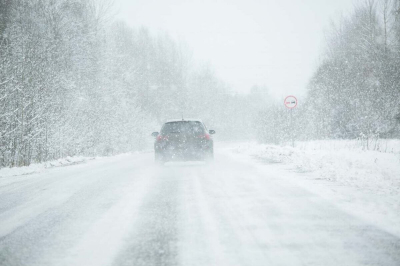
(1, 141, 399, 266)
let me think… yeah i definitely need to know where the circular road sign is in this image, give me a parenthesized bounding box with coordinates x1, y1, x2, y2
(284, 96, 298, 109)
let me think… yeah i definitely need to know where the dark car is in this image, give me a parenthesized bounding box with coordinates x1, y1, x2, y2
(151, 119, 215, 163)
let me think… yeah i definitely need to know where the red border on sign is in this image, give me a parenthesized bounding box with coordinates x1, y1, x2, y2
(284, 95, 298, 109)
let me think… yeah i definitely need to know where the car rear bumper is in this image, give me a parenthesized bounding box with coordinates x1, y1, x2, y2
(155, 142, 213, 161)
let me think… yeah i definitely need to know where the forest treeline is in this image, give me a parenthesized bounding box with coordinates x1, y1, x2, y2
(2, 0, 399, 168)
(0, 0, 262, 168)
(257, 0, 400, 144)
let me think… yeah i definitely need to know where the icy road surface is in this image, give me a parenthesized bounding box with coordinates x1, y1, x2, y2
(0, 148, 399, 266)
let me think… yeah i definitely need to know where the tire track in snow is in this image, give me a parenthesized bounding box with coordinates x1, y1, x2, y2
(112, 165, 183, 266)
(61, 168, 155, 266)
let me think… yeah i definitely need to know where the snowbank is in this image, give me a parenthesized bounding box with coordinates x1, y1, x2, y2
(228, 140, 400, 237)
(232, 141, 400, 193)
(0, 156, 91, 178)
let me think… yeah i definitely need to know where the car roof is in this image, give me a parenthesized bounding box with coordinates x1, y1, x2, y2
(165, 119, 203, 123)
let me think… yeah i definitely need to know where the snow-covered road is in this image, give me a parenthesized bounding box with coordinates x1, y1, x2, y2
(0, 146, 399, 266)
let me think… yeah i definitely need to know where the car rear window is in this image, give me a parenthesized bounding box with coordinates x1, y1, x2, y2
(161, 121, 205, 135)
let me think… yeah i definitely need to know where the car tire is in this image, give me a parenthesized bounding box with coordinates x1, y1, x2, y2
(155, 152, 164, 165)
(204, 148, 214, 162)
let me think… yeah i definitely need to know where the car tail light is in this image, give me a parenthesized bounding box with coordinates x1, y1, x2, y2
(157, 135, 168, 141)
(198, 134, 211, 140)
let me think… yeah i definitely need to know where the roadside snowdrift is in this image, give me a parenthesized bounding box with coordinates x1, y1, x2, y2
(0, 157, 90, 178)
(229, 140, 400, 237)
(232, 141, 400, 193)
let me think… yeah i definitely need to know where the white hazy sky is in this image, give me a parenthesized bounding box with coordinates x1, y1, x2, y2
(115, 0, 354, 98)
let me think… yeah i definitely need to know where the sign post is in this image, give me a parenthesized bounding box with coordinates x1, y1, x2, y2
(284, 96, 298, 147)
